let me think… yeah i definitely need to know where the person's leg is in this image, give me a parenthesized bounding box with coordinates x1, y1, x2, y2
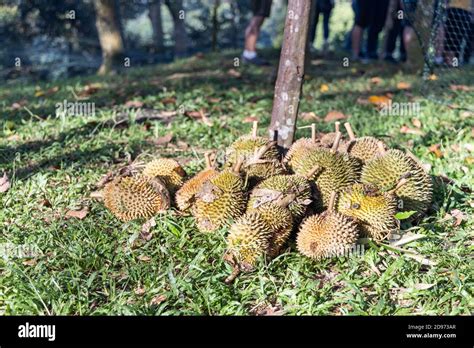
(244, 15, 265, 53)
(322, 9, 331, 48)
(399, 24, 407, 61)
(309, 6, 321, 49)
(352, 0, 370, 59)
(367, 0, 389, 59)
(384, 19, 399, 60)
(243, 0, 272, 65)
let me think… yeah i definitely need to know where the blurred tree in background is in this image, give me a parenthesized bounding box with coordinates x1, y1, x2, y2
(0, 0, 288, 80)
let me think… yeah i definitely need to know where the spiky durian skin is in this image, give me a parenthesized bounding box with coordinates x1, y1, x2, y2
(284, 138, 322, 169)
(103, 175, 170, 221)
(226, 211, 272, 270)
(337, 183, 398, 241)
(257, 204, 293, 256)
(193, 169, 247, 233)
(297, 211, 359, 260)
(290, 148, 361, 208)
(320, 132, 348, 150)
(143, 158, 186, 193)
(175, 168, 218, 211)
(226, 135, 285, 182)
(361, 149, 432, 213)
(225, 204, 292, 270)
(344, 137, 387, 164)
(247, 174, 312, 220)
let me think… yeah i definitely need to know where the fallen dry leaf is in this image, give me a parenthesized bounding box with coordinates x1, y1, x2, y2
(243, 116, 259, 123)
(153, 133, 173, 147)
(413, 283, 436, 290)
(124, 100, 144, 108)
(450, 84, 472, 92)
(77, 83, 102, 97)
(396, 81, 411, 90)
(134, 287, 146, 296)
(300, 111, 320, 121)
(356, 97, 370, 105)
(22, 259, 38, 266)
(370, 77, 383, 85)
(140, 217, 156, 241)
(368, 95, 391, 107)
(161, 97, 177, 105)
(137, 255, 151, 262)
(399, 125, 425, 136)
(7, 134, 20, 141)
(65, 208, 89, 220)
(207, 97, 221, 103)
(324, 110, 347, 122)
(177, 140, 189, 150)
(411, 118, 422, 128)
(0, 173, 11, 193)
(450, 209, 466, 227)
(227, 68, 242, 78)
(150, 295, 167, 305)
(428, 144, 443, 158)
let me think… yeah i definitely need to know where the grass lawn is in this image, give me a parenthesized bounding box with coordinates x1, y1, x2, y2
(0, 48, 473, 315)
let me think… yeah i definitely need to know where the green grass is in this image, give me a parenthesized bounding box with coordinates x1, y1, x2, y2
(0, 49, 473, 315)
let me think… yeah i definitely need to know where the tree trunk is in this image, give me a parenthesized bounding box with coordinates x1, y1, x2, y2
(149, 0, 164, 50)
(165, 0, 190, 58)
(211, 0, 220, 51)
(94, 0, 124, 75)
(269, 0, 311, 149)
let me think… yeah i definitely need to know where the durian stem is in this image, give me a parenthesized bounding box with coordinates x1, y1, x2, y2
(204, 152, 213, 169)
(328, 191, 337, 212)
(344, 122, 356, 141)
(335, 121, 341, 133)
(305, 164, 323, 179)
(252, 121, 258, 138)
(388, 176, 410, 194)
(331, 131, 342, 153)
(224, 266, 241, 284)
(233, 157, 244, 174)
(297, 124, 318, 143)
(245, 141, 277, 167)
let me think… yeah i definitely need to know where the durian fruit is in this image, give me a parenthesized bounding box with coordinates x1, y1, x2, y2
(175, 152, 218, 212)
(290, 132, 361, 208)
(225, 121, 285, 184)
(103, 174, 170, 221)
(336, 183, 398, 241)
(143, 158, 186, 193)
(320, 122, 349, 150)
(284, 123, 323, 169)
(297, 192, 359, 260)
(224, 198, 294, 283)
(192, 160, 247, 233)
(361, 149, 432, 213)
(342, 122, 387, 164)
(247, 174, 312, 220)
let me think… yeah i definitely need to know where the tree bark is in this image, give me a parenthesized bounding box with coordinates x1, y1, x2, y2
(269, 0, 311, 149)
(94, 0, 124, 75)
(165, 0, 190, 58)
(149, 0, 164, 50)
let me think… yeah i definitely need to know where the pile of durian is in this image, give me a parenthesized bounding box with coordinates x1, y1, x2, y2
(101, 121, 433, 282)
